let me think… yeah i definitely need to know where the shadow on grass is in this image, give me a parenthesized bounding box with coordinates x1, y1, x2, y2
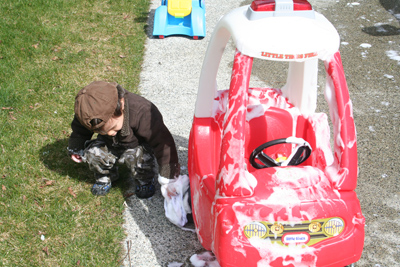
(39, 135, 202, 265)
(38, 138, 127, 192)
(39, 138, 90, 181)
(134, 9, 151, 38)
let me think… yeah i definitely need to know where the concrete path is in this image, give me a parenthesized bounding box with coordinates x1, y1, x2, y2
(122, 0, 400, 266)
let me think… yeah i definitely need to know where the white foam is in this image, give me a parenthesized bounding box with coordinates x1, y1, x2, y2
(190, 252, 221, 267)
(168, 262, 183, 267)
(386, 50, 400, 64)
(347, 2, 360, 6)
(360, 43, 372, 48)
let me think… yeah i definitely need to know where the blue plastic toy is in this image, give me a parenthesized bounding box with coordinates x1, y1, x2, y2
(153, 0, 206, 39)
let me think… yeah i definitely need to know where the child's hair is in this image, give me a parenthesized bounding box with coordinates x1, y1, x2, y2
(90, 85, 125, 128)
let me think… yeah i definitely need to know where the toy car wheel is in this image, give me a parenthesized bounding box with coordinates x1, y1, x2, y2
(250, 137, 312, 169)
(158, 35, 164, 39)
(193, 36, 198, 40)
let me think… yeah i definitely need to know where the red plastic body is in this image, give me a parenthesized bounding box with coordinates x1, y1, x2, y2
(188, 51, 364, 266)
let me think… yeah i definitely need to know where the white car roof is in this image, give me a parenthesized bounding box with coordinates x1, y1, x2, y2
(195, 3, 341, 118)
(217, 5, 340, 61)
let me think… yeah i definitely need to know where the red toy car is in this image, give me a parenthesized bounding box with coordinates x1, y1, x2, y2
(188, 1, 365, 266)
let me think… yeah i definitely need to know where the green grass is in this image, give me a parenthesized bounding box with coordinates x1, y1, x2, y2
(0, 0, 150, 266)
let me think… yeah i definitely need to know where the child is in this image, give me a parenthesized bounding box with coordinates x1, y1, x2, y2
(68, 81, 181, 199)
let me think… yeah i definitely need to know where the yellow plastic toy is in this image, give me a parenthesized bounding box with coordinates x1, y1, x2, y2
(168, 0, 192, 18)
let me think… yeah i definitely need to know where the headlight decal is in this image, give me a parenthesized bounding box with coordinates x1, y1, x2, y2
(244, 221, 268, 239)
(323, 218, 345, 236)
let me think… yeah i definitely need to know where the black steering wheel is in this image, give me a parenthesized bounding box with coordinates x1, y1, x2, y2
(250, 137, 312, 169)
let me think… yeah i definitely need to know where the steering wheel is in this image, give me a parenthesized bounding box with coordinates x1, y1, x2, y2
(250, 137, 312, 169)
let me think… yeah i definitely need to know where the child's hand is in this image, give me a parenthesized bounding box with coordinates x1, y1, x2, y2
(163, 184, 178, 198)
(160, 175, 192, 227)
(71, 154, 83, 163)
(159, 176, 178, 198)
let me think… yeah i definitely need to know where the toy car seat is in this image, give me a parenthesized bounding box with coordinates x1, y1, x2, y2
(167, 0, 192, 18)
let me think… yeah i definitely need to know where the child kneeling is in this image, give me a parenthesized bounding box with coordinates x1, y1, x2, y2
(68, 81, 180, 199)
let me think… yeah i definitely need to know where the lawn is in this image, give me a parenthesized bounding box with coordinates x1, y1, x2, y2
(0, 0, 150, 266)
